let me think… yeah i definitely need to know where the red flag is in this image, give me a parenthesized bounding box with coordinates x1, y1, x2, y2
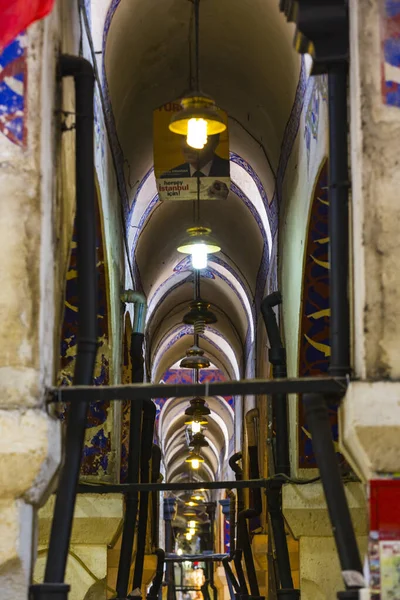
(0, 0, 55, 50)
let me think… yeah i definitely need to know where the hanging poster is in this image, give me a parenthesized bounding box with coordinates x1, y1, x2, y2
(381, 540, 400, 599)
(153, 98, 230, 202)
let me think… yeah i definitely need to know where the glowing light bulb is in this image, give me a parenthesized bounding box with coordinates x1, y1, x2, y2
(191, 420, 202, 434)
(191, 243, 208, 270)
(185, 532, 193, 541)
(191, 458, 200, 470)
(177, 548, 183, 556)
(187, 118, 208, 149)
(189, 521, 197, 529)
(188, 501, 195, 507)
(189, 528, 196, 535)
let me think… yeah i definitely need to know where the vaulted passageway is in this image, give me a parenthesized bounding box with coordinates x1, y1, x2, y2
(103, 0, 301, 492)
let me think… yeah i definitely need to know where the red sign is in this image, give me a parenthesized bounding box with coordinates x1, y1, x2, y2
(0, 0, 55, 50)
(370, 479, 400, 535)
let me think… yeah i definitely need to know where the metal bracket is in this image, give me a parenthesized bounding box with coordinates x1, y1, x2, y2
(279, 0, 349, 74)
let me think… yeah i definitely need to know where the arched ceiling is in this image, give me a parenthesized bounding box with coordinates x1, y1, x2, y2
(104, 0, 300, 489)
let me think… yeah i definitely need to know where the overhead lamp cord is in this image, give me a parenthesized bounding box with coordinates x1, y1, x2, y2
(194, 0, 200, 91)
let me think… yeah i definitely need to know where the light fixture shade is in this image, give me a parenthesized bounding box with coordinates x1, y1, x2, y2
(189, 432, 209, 449)
(191, 494, 205, 502)
(185, 397, 211, 417)
(185, 500, 198, 507)
(180, 345, 211, 369)
(183, 300, 217, 326)
(177, 227, 221, 256)
(169, 93, 226, 137)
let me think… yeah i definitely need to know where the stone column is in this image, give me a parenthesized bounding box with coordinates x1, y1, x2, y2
(283, 482, 368, 600)
(0, 20, 64, 600)
(340, 0, 400, 479)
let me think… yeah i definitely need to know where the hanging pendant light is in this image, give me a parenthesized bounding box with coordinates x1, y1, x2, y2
(188, 519, 198, 529)
(177, 227, 220, 270)
(185, 396, 210, 432)
(185, 450, 205, 470)
(169, 0, 226, 149)
(184, 299, 217, 326)
(191, 493, 205, 502)
(183, 299, 217, 329)
(169, 93, 226, 150)
(180, 344, 211, 369)
(185, 499, 199, 507)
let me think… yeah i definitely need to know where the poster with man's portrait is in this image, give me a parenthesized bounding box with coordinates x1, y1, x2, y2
(153, 99, 230, 202)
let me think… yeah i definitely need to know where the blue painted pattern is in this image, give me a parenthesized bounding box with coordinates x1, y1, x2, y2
(0, 32, 26, 147)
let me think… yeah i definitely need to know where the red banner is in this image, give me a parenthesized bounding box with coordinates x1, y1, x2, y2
(0, 0, 55, 50)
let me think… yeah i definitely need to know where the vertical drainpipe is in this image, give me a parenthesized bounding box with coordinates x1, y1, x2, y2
(30, 55, 97, 600)
(328, 62, 351, 378)
(116, 291, 148, 599)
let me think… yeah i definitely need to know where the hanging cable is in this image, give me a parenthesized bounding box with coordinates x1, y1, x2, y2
(194, 0, 200, 91)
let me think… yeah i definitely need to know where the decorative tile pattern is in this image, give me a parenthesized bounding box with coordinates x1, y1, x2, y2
(254, 57, 310, 311)
(381, 0, 400, 107)
(59, 197, 112, 477)
(297, 160, 341, 468)
(0, 32, 27, 147)
(304, 75, 328, 169)
(120, 315, 132, 482)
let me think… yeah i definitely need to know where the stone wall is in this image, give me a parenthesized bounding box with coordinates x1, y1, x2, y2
(0, 1, 80, 597)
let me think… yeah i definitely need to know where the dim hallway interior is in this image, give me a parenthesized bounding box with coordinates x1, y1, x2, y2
(0, 1, 400, 600)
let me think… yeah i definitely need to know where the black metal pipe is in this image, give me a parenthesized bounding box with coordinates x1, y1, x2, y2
(166, 554, 229, 562)
(43, 55, 97, 589)
(116, 331, 145, 599)
(201, 581, 211, 600)
(147, 549, 165, 600)
(116, 400, 142, 598)
(227, 490, 236, 556)
(77, 478, 275, 494)
(303, 394, 363, 588)
(48, 375, 347, 404)
(229, 453, 249, 597)
(222, 557, 240, 599)
(229, 453, 244, 517)
(132, 400, 156, 592)
(236, 511, 259, 597)
(266, 480, 295, 592)
(151, 445, 162, 548)
(234, 411, 262, 598)
(261, 292, 290, 476)
(328, 62, 351, 377)
(233, 549, 249, 597)
(246, 411, 262, 516)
